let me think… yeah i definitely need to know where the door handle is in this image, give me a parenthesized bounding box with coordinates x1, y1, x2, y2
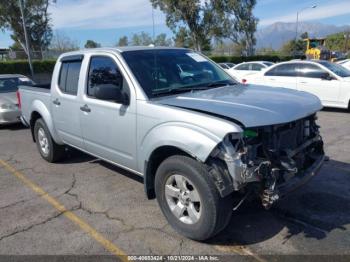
(300, 81, 308, 84)
(80, 104, 91, 113)
(268, 78, 276, 81)
(52, 98, 61, 106)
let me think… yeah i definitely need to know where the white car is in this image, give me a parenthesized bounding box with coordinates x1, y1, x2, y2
(337, 59, 350, 70)
(245, 60, 350, 109)
(227, 61, 274, 82)
(218, 62, 235, 70)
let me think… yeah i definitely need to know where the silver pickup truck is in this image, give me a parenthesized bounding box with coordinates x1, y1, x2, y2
(19, 47, 325, 240)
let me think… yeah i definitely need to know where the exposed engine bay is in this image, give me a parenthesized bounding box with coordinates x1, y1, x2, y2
(208, 114, 325, 209)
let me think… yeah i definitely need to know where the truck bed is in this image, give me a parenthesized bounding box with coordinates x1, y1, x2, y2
(19, 85, 52, 126)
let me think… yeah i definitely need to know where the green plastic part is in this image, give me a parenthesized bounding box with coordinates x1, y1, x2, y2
(243, 129, 258, 138)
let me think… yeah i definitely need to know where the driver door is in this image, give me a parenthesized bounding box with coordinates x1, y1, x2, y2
(79, 54, 137, 170)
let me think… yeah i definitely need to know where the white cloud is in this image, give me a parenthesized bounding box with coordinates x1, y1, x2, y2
(259, 1, 350, 26)
(49, 0, 165, 29)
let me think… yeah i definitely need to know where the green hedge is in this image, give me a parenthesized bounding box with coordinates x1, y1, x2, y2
(0, 60, 56, 75)
(209, 55, 294, 63)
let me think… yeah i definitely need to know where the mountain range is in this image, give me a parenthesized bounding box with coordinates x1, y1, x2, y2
(256, 22, 350, 49)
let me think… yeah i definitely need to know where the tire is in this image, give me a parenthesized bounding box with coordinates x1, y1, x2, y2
(34, 118, 65, 163)
(155, 155, 233, 241)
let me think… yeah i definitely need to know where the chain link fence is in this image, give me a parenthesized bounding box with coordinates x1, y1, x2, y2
(0, 49, 64, 61)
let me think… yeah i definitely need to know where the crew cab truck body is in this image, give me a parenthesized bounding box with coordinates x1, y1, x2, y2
(19, 47, 325, 240)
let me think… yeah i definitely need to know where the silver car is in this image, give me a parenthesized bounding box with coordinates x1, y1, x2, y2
(0, 74, 34, 125)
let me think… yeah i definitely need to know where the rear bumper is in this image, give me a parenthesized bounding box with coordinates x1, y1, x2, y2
(20, 116, 30, 127)
(0, 109, 21, 124)
(277, 153, 325, 197)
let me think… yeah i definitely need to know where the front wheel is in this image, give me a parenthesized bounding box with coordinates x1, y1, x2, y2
(34, 118, 65, 163)
(155, 155, 233, 241)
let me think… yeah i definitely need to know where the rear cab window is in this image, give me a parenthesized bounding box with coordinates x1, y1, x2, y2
(58, 56, 83, 95)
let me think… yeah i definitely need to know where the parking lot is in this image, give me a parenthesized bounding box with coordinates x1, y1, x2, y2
(0, 108, 349, 260)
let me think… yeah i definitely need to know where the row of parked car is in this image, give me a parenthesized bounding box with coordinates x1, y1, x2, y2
(0, 74, 35, 125)
(219, 59, 350, 110)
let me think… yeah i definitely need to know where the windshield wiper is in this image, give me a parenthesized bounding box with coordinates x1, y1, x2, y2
(152, 80, 236, 97)
(206, 80, 237, 87)
(152, 86, 209, 97)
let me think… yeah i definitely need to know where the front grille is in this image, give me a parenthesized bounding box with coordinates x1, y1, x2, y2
(242, 114, 323, 174)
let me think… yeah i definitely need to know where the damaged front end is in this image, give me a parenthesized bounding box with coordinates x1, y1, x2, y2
(208, 114, 325, 209)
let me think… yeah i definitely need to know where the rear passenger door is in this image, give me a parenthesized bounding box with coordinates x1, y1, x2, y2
(51, 56, 84, 148)
(80, 54, 137, 170)
(263, 63, 298, 90)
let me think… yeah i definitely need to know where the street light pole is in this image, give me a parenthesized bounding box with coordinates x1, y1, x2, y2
(18, 0, 34, 78)
(294, 5, 317, 56)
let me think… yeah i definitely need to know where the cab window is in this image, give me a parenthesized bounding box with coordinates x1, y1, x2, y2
(87, 56, 129, 101)
(58, 60, 82, 95)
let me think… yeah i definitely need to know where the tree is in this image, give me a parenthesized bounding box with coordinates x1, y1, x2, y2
(150, 0, 219, 51)
(326, 32, 349, 52)
(280, 32, 308, 56)
(131, 32, 153, 46)
(173, 27, 193, 48)
(117, 36, 128, 46)
(154, 33, 172, 46)
(84, 40, 101, 48)
(50, 31, 79, 52)
(300, 32, 309, 40)
(0, 0, 54, 56)
(218, 0, 258, 56)
(280, 39, 305, 56)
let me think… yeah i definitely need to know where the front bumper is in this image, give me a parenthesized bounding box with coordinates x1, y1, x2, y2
(0, 108, 21, 125)
(277, 153, 325, 197)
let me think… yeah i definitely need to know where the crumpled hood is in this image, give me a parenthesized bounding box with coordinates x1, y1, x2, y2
(154, 85, 322, 127)
(0, 92, 18, 105)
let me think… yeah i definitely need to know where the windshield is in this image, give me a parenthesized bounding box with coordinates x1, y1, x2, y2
(317, 61, 350, 78)
(122, 49, 236, 98)
(0, 77, 34, 93)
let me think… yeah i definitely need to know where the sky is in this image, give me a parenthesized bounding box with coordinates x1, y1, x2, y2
(1, 0, 350, 48)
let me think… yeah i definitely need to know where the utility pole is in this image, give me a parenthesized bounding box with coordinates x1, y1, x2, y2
(294, 5, 317, 57)
(19, 0, 34, 78)
(151, 5, 156, 47)
(344, 32, 350, 53)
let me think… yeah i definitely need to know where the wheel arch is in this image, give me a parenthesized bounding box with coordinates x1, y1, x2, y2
(144, 145, 194, 199)
(29, 100, 62, 144)
(140, 123, 232, 199)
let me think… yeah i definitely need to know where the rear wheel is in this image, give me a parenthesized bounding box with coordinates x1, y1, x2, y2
(155, 155, 233, 241)
(34, 118, 65, 162)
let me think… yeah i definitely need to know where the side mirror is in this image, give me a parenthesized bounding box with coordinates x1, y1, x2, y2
(94, 84, 129, 105)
